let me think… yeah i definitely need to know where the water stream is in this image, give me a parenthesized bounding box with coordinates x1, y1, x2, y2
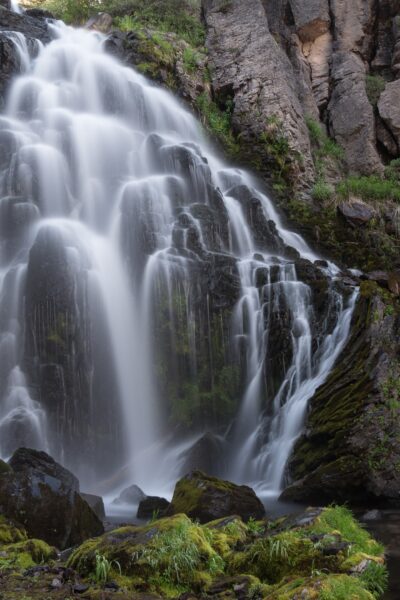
(0, 12, 356, 498)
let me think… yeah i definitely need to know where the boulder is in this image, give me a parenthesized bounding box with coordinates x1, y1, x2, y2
(337, 201, 375, 227)
(378, 80, 400, 148)
(167, 471, 265, 524)
(0, 448, 104, 549)
(80, 493, 106, 521)
(85, 13, 113, 33)
(179, 433, 228, 477)
(137, 496, 170, 520)
(388, 271, 400, 296)
(112, 484, 146, 506)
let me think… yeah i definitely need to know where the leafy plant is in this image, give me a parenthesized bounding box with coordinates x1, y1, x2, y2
(312, 180, 334, 202)
(359, 561, 389, 598)
(246, 517, 264, 536)
(365, 74, 386, 106)
(93, 552, 121, 585)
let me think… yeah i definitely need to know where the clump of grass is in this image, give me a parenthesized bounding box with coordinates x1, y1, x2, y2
(93, 552, 121, 585)
(365, 74, 386, 106)
(196, 93, 239, 155)
(310, 506, 384, 556)
(359, 561, 389, 598)
(306, 117, 344, 161)
(183, 46, 200, 72)
(320, 574, 375, 600)
(312, 180, 334, 202)
(337, 175, 400, 202)
(246, 517, 265, 536)
(385, 158, 400, 183)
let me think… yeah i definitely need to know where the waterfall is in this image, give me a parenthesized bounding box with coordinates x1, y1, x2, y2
(0, 18, 356, 495)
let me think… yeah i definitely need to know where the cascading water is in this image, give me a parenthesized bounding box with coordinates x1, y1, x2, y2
(0, 15, 357, 498)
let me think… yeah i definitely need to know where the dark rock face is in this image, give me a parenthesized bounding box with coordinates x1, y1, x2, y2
(180, 433, 228, 477)
(80, 493, 106, 521)
(0, 7, 51, 43)
(167, 471, 265, 523)
(282, 282, 400, 506)
(337, 202, 376, 227)
(0, 448, 104, 548)
(112, 484, 146, 505)
(137, 496, 170, 519)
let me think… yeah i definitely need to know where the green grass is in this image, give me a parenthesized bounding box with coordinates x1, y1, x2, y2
(183, 47, 200, 72)
(320, 574, 374, 600)
(359, 561, 389, 598)
(312, 180, 334, 202)
(306, 117, 344, 161)
(385, 158, 400, 183)
(196, 93, 239, 155)
(310, 506, 384, 556)
(337, 176, 400, 202)
(365, 74, 386, 106)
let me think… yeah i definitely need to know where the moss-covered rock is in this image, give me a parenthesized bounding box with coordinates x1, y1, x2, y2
(282, 282, 400, 506)
(166, 471, 265, 523)
(65, 505, 386, 598)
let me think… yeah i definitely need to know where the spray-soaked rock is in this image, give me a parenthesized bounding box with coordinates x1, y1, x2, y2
(0, 448, 104, 549)
(167, 471, 265, 523)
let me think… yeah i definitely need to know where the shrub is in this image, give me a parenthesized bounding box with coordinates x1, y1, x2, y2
(359, 561, 389, 598)
(312, 180, 334, 202)
(365, 74, 386, 106)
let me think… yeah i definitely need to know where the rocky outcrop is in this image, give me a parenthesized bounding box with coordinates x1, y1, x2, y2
(203, 0, 314, 191)
(167, 471, 265, 523)
(137, 496, 170, 519)
(0, 448, 104, 548)
(378, 80, 400, 148)
(282, 282, 400, 506)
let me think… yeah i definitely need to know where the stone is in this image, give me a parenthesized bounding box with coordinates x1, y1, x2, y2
(167, 471, 265, 524)
(362, 509, 383, 521)
(337, 202, 375, 227)
(112, 484, 146, 506)
(378, 80, 400, 148)
(366, 271, 389, 288)
(289, 0, 331, 42)
(80, 493, 105, 521)
(85, 12, 113, 33)
(0, 448, 104, 549)
(388, 271, 400, 296)
(137, 496, 170, 520)
(179, 433, 228, 477)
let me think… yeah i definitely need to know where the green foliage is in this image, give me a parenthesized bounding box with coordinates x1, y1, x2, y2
(385, 158, 400, 183)
(320, 574, 374, 600)
(310, 506, 384, 556)
(42, 0, 93, 23)
(365, 74, 386, 106)
(246, 517, 265, 536)
(183, 46, 200, 72)
(306, 116, 324, 144)
(306, 117, 344, 160)
(312, 180, 334, 202)
(196, 93, 239, 156)
(93, 552, 121, 584)
(359, 561, 389, 598)
(337, 175, 400, 202)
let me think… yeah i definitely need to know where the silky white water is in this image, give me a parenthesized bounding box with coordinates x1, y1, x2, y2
(0, 17, 356, 497)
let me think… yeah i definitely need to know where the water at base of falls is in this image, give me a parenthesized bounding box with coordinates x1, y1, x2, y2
(0, 17, 357, 499)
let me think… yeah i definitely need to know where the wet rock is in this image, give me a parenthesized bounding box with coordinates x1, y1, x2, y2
(25, 8, 54, 19)
(366, 271, 389, 288)
(337, 201, 375, 227)
(137, 496, 170, 520)
(179, 433, 228, 477)
(112, 484, 146, 506)
(167, 471, 265, 524)
(80, 493, 105, 521)
(0, 7, 51, 44)
(73, 583, 90, 594)
(362, 509, 383, 521)
(85, 13, 113, 33)
(0, 448, 104, 549)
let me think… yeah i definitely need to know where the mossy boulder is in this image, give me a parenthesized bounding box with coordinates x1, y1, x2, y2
(166, 471, 265, 523)
(0, 448, 104, 549)
(1, 538, 57, 569)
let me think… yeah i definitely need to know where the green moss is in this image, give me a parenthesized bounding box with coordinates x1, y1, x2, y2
(319, 574, 374, 600)
(1, 539, 56, 569)
(0, 517, 27, 545)
(310, 506, 384, 557)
